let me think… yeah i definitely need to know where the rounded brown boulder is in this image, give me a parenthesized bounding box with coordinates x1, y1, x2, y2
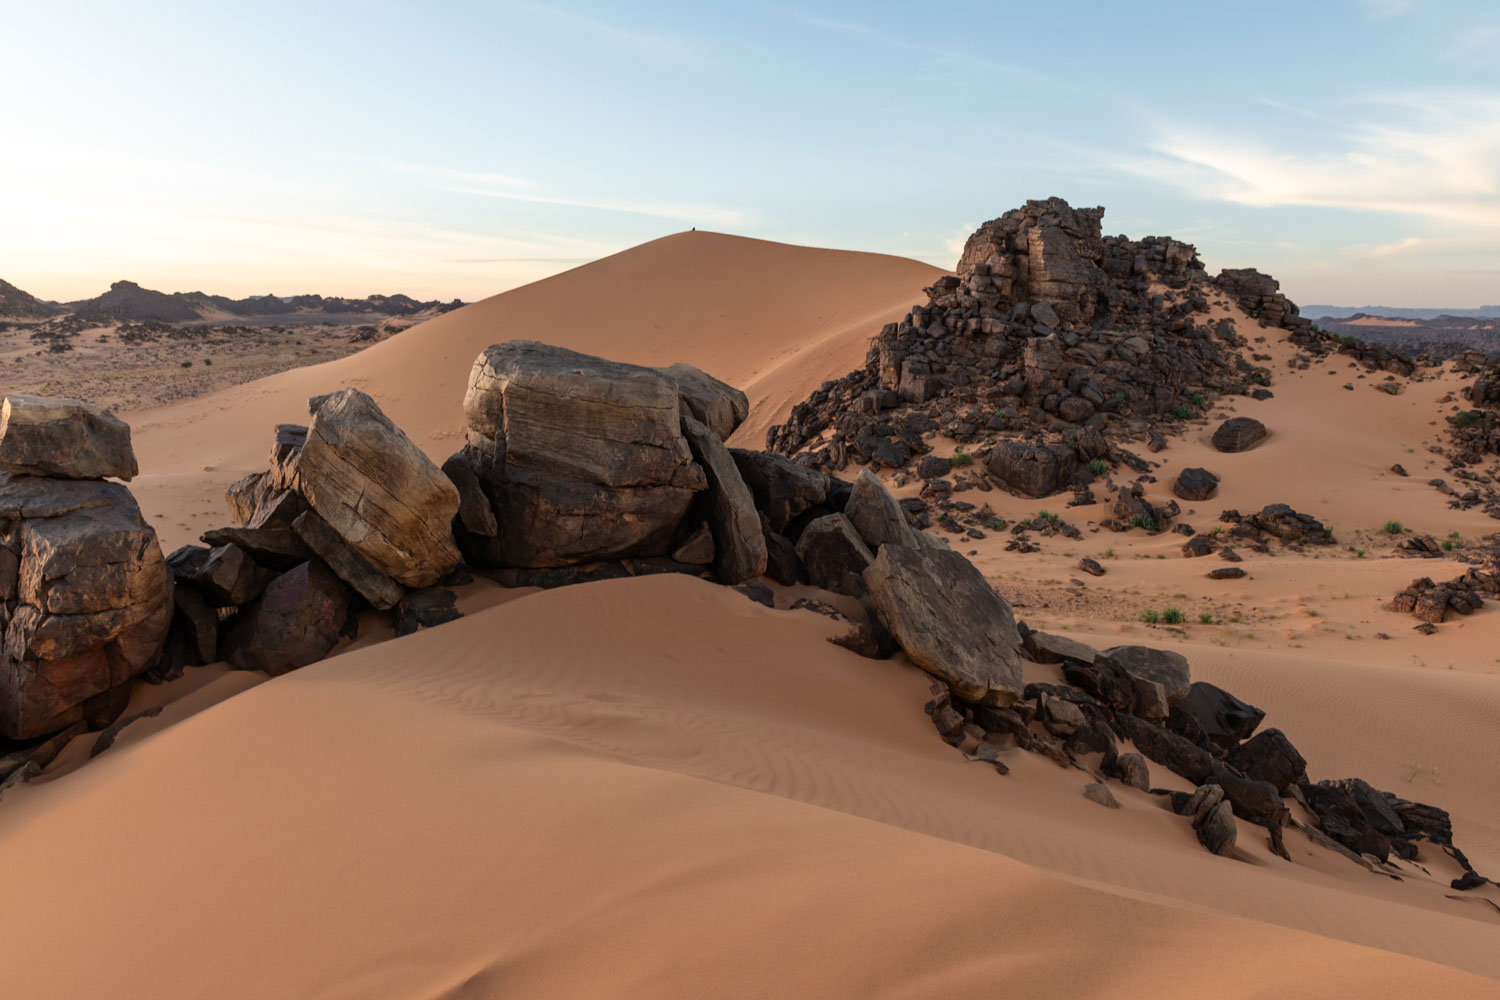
(1173, 467, 1220, 501)
(1211, 417, 1268, 453)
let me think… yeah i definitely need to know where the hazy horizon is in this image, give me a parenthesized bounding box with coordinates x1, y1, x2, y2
(4, 0, 1497, 307)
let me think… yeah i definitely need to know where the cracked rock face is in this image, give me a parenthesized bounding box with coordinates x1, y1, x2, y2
(0, 475, 171, 739)
(296, 388, 461, 589)
(0, 394, 138, 481)
(457, 340, 708, 567)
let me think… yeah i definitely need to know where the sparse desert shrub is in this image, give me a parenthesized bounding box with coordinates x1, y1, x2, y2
(1140, 609, 1160, 624)
(1130, 514, 1156, 532)
(1383, 520, 1404, 535)
(1162, 608, 1184, 625)
(1191, 393, 1206, 406)
(1104, 547, 1116, 559)
(1036, 510, 1060, 526)
(951, 451, 975, 467)
(180, 360, 192, 368)
(1453, 410, 1484, 428)
(1173, 405, 1192, 419)
(1355, 548, 1366, 558)
(1199, 612, 1213, 625)
(1088, 459, 1108, 476)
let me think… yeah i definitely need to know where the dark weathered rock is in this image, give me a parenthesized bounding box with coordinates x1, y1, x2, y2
(658, 362, 749, 441)
(1098, 645, 1190, 703)
(845, 469, 930, 551)
(795, 514, 873, 596)
(1022, 629, 1101, 665)
(1173, 467, 1219, 501)
(671, 522, 716, 566)
(189, 543, 276, 607)
(986, 441, 1084, 498)
(199, 525, 311, 571)
(1250, 504, 1332, 544)
(89, 705, 163, 758)
(299, 387, 461, 587)
(394, 587, 462, 638)
(681, 415, 767, 584)
(267, 424, 306, 491)
(1224, 728, 1307, 791)
(1078, 557, 1105, 577)
(1118, 713, 1215, 783)
(1083, 782, 1120, 809)
(170, 586, 218, 666)
(730, 449, 829, 534)
(1195, 799, 1238, 856)
(441, 451, 499, 538)
(0, 474, 172, 739)
(292, 510, 404, 611)
(1211, 417, 1268, 453)
(1208, 567, 1246, 580)
(1182, 535, 1217, 558)
(1114, 751, 1150, 791)
(763, 531, 801, 586)
(863, 542, 1024, 705)
(225, 471, 274, 527)
(224, 561, 348, 676)
(0, 394, 138, 481)
(1168, 682, 1264, 750)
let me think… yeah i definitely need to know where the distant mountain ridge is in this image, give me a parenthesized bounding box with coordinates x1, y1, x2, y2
(0, 278, 65, 319)
(1306, 304, 1500, 321)
(0, 278, 463, 324)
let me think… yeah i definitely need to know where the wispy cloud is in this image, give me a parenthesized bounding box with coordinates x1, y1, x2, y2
(388, 160, 754, 227)
(1361, 236, 1425, 257)
(1119, 89, 1500, 229)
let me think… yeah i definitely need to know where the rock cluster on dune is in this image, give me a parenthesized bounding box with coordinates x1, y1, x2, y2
(0, 397, 170, 741)
(766, 197, 1308, 487)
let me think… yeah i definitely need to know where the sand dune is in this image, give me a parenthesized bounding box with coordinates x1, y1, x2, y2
(3, 577, 1497, 998)
(9, 231, 1496, 994)
(124, 233, 940, 550)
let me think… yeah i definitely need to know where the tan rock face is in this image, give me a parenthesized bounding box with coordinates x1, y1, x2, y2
(296, 388, 461, 588)
(0, 475, 172, 739)
(863, 542, 1024, 706)
(0, 395, 138, 481)
(459, 341, 707, 567)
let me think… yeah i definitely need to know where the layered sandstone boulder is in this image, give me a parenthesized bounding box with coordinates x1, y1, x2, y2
(457, 341, 708, 567)
(0, 395, 138, 481)
(297, 388, 461, 588)
(0, 475, 171, 738)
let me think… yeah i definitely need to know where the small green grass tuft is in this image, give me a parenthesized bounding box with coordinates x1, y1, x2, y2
(1453, 410, 1485, 429)
(1191, 393, 1205, 406)
(951, 451, 975, 467)
(1087, 459, 1108, 476)
(1130, 514, 1156, 532)
(1162, 608, 1184, 625)
(1199, 612, 1213, 625)
(1139, 609, 1160, 624)
(1173, 404, 1192, 419)
(1383, 520, 1404, 535)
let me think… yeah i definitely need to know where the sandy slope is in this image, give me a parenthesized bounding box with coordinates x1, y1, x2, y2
(7, 232, 1496, 993)
(3, 577, 1497, 998)
(123, 232, 940, 550)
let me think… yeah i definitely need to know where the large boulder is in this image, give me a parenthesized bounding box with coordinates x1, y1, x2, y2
(659, 363, 749, 441)
(862, 543, 1024, 705)
(223, 561, 348, 676)
(1211, 417, 1268, 453)
(0, 475, 172, 738)
(796, 514, 873, 596)
(297, 388, 461, 588)
(1173, 467, 1219, 502)
(460, 341, 707, 566)
(986, 440, 1084, 498)
(1098, 646, 1191, 704)
(729, 449, 829, 534)
(844, 469, 935, 551)
(680, 416, 766, 584)
(0, 395, 138, 481)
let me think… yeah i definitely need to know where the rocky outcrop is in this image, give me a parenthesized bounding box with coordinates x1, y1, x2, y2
(0, 473, 171, 739)
(0, 395, 138, 481)
(223, 561, 348, 676)
(863, 543, 1024, 705)
(298, 388, 461, 588)
(457, 341, 707, 567)
(986, 440, 1086, 498)
(659, 363, 749, 441)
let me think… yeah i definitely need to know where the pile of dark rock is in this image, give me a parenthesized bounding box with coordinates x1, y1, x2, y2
(765, 198, 1308, 494)
(1388, 570, 1498, 629)
(1220, 504, 1333, 547)
(921, 617, 1492, 887)
(0, 396, 172, 777)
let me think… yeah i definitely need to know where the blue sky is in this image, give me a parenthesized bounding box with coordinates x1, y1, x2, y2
(4, 0, 1498, 306)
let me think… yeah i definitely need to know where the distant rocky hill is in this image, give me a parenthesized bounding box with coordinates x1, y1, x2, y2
(0, 279, 64, 319)
(62, 279, 464, 324)
(1306, 304, 1500, 321)
(1311, 312, 1500, 360)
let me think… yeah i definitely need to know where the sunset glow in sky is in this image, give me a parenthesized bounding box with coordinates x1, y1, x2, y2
(4, 0, 1498, 306)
